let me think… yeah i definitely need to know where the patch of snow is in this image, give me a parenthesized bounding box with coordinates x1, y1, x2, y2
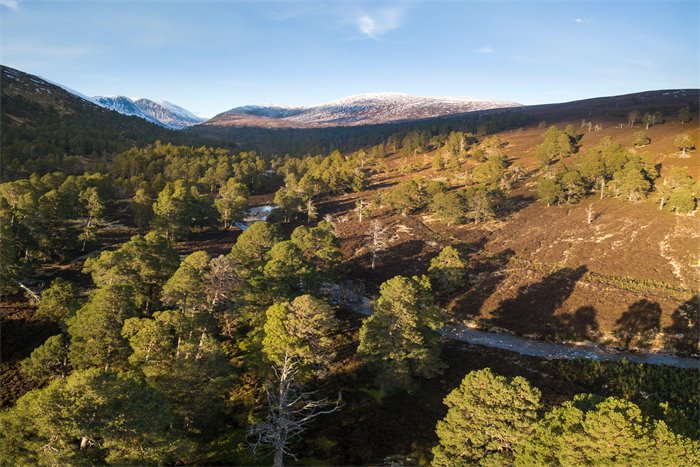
(217, 92, 521, 126)
(92, 95, 204, 129)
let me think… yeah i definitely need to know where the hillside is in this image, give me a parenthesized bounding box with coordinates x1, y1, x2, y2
(1, 86, 698, 465)
(310, 90, 700, 354)
(204, 93, 521, 128)
(190, 90, 699, 158)
(0, 66, 178, 177)
(0, 66, 229, 179)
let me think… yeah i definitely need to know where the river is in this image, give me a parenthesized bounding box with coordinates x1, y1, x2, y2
(235, 205, 276, 230)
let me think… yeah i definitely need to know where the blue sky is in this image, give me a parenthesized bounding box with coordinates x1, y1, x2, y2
(1, 0, 698, 117)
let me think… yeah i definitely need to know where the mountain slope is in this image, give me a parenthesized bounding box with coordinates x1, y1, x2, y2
(0, 65, 175, 177)
(205, 93, 521, 128)
(133, 98, 205, 129)
(93, 96, 158, 123)
(93, 96, 204, 129)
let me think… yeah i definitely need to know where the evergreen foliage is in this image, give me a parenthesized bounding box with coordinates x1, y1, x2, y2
(21, 334, 71, 381)
(66, 285, 137, 370)
(357, 275, 445, 392)
(83, 232, 179, 311)
(428, 246, 468, 293)
(432, 368, 542, 466)
(262, 295, 339, 377)
(0, 368, 183, 465)
(516, 395, 700, 466)
(35, 278, 80, 321)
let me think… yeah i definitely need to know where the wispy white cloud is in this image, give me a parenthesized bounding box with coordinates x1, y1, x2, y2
(356, 6, 404, 40)
(475, 45, 494, 54)
(574, 18, 590, 24)
(267, 2, 410, 41)
(0, 0, 19, 11)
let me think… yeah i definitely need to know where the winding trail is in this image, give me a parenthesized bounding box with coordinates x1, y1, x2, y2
(345, 292, 699, 370)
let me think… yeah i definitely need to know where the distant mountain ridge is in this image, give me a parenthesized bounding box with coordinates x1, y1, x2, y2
(93, 96, 205, 129)
(206, 93, 522, 128)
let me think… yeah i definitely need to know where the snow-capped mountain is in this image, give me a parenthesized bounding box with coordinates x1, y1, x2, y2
(133, 99, 205, 129)
(207, 93, 521, 128)
(93, 96, 154, 122)
(93, 96, 204, 129)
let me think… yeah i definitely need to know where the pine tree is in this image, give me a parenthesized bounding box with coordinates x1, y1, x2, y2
(386, 179, 428, 215)
(657, 167, 698, 213)
(678, 106, 691, 123)
(430, 191, 467, 225)
(0, 369, 182, 465)
(516, 395, 700, 466)
(263, 241, 311, 298)
(675, 133, 695, 156)
(632, 130, 650, 147)
(215, 177, 249, 229)
(151, 180, 193, 240)
(357, 275, 445, 392)
(263, 294, 339, 377)
(609, 155, 658, 202)
(471, 155, 506, 189)
(466, 186, 502, 222)
(66, 285, 137, 370)
(229, 221, 284, 270)
(36, 278, 80, 321)
(83, 232, 179, 311)
(122, 310, 232, 432)
(432, 368, 542, 466)
(428, 246, 468, 293)
(290, 220, 342, 274)
(535, 125, 575, 167)
(130, 187, 152, 229)
(537, 177, 564, 206)
(78, 186, 105, 252)
(22, 334, 71, 381)
(161, 251, 211, 313)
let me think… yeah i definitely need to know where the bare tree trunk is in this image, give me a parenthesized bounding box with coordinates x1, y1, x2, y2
(366, 220, 389, 270)
(586, 204, 594, 224)
(81, 216, 92, 252)
(18, 282, 40, 304)
(273, 448, 284, 467)
(250, 354, 341, 467)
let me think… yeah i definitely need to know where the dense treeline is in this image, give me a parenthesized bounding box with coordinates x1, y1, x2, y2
(189, 108, 529, 157)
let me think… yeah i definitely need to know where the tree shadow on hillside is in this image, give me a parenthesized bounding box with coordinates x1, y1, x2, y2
(614, 299, 661, 349)
(492, 265, 588, 338)
(447, 248, 515, 318)
(560, 305, 599, 341)
(350, 239, 429, 293)
(317, 197, 359, 218)
(663, 295, 699, 355)
(501, 194, 536, 216)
